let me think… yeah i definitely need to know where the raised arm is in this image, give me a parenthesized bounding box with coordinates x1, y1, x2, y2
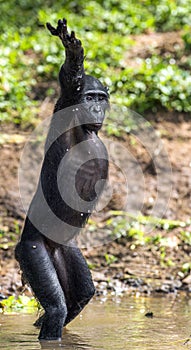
(46, 18, 85, 109)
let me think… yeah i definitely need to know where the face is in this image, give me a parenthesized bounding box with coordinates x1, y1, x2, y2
(83, 89, 109, 131)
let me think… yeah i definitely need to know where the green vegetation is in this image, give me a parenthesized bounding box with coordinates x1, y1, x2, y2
(104, 253, 118, 265)
(1, 1, 191, 128)
(0, 295, 38, 312)
(104, 210, 188, 241)
(101, 210, 191, 267)
(0, 220, 21, 249)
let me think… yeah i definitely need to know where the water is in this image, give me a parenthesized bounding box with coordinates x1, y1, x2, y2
(1, 294, 191, 349)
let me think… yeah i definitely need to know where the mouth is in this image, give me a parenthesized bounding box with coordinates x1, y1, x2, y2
(85, 123, 102, 131)
(94, 123, 102, 128)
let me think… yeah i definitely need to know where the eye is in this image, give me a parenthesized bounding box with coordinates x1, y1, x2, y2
(98, 94, 108, 102)
(86, 95, 93, 101)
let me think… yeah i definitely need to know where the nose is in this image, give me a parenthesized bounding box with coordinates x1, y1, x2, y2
(90, 104, 102, 113)
(89, 104, 104, 123)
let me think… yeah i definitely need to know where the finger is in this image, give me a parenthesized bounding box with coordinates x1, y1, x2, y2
(58, 19, 68, 35)
(71, 31, 76, 39)
(62, 18, 68, 34)
(70, 31, 76, 43)
(46, 23, 58, 36)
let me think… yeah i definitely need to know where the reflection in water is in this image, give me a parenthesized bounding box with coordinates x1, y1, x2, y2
(1, 294, 191, 350)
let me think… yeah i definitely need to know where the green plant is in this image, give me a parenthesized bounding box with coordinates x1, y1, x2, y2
(182, 262, 191, 274)
(104, 253, 118, 265)
(180, 230, 191, 245)
(100, 211, 189, 249)
(182, 28, 191, 51)
(0, 295, 38, 312)
(1, 1, 191, 128)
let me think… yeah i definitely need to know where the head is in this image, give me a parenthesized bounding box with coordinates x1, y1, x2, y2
(82, 75, 109, 131)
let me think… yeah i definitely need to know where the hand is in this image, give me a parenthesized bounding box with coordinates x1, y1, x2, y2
(46, 18, 82, 51)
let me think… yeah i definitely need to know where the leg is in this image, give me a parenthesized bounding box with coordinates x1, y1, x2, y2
(52, 242, 95, 326)
(15, 230, 67, 340)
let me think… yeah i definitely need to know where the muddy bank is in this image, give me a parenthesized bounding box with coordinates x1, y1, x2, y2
(0, 112, 191, 298)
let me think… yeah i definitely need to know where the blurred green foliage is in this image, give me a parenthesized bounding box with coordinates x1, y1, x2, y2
(104, 210, 188, 242)
(103, 211, 191, 267)
(0, 295, 38, 312)
(0, 0, 191, 127)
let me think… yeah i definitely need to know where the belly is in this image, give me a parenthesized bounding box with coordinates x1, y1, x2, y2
(57, 137, 108, 211)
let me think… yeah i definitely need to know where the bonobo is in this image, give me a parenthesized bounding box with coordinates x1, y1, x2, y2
(15, 18, 109, 341)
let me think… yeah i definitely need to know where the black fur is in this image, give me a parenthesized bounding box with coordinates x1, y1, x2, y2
(15, 18, 109, 341)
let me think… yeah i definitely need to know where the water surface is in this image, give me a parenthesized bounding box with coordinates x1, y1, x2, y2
(1, 294, 191, 349)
